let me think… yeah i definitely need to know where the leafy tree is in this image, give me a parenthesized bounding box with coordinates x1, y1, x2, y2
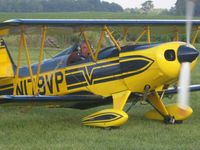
(168, 6, 176, 15)
(175, 0, 200, 16)
(141, 0, 154, 14)
(175, 0, 186, 16)
(0, 0, 123, 12)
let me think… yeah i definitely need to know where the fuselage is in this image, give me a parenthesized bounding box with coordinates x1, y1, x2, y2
(0, 41, 198, 97)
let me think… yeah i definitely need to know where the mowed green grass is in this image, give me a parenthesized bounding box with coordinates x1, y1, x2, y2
(0, 12, 187, 22)
(0, 12, 200, 150)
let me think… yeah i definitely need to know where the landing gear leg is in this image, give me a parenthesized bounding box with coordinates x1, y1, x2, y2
(144, 92, 192, 123)
(145, 92, 169, 120)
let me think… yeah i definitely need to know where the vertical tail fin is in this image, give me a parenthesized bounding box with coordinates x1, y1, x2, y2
(0, 39, 15, 78)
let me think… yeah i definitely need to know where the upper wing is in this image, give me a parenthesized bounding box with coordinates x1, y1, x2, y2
(1, 19, 200, 36)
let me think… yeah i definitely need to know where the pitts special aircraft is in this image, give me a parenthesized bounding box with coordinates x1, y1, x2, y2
(1, 2, 200, 128)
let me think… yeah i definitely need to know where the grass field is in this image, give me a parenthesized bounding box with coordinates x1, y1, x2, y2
(0, 12, 187, 22)
(0, 12, 200, 150)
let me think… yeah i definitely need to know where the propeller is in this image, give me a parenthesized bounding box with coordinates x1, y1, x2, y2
(177, 0, 196, 111)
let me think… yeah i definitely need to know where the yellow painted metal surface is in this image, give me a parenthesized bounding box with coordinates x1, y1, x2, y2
(145, 104, 193, 121)
(0, 46, 14, 78)
(146, 26, 151, 44)
(120, 42, 197, 93)
(22, 31, 35, 94)
(113, 90, 131, 110)
(94, 28, 105, 60)
(134, 26, 151, 44)
(148, 92, 169, 116)
(13, 32, 24, 96)
(104, 26, 121, 51)
(0, 78, 14, 91)
(134, 29, 146, 44)
(35, 26, 47, 94)
(192, 26, 200, 45)
(82, 109, 128, 127)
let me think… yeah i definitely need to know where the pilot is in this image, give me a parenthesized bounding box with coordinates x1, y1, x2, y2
(78, 41, 90, 59)
(67, 40, 90, 64)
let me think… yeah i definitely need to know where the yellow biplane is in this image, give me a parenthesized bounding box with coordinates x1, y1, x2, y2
(0, 13, 200, 127)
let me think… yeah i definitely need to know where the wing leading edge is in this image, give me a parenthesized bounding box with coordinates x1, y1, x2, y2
(2, 19, 200, 26)
(1, 19, 200, 36)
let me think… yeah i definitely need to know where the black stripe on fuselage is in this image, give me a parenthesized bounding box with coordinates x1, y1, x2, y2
(65, 72, 85, 85)
(121, 60, 149, 73)
(92, 64, 120, 79)
(65, 55, 154, 90)
(65, 65, 120, 89)
(66, 59, 119, 73)
(121, 65, 153, 79)
(68, 83, 88, 90)
(0, 84, 13, 89)
(65, 59, 120, 87)
(120, 55, 154, 61)
(121, 43, 160, 53)
(120, 55, 154, 74)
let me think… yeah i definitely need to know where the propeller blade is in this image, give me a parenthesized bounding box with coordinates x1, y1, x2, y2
(177, 0, 196, 111)
(186, 0, 195, 45)
(177, 62, 191, 110)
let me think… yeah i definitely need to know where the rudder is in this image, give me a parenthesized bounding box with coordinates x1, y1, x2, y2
(0, 39, 15, 78)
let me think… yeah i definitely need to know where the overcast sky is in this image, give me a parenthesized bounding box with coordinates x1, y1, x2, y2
(102, 0, 177, 9)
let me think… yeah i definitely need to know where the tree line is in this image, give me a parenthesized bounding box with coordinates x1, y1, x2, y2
(175, 0, 200, 16)
(0, 0, 200, 16)
(128, 0, 200, 16)
(0, 0, 123, 12)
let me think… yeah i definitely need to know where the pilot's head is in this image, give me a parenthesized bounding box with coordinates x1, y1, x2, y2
(80, 41, 90, 57)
